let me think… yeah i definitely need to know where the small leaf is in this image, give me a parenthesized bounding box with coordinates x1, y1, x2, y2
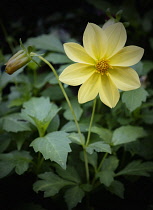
(90, 126, 112, 144)
(2, 113, 31, 133)
(33, 172, 74, 197)
(30, 131, 71, 169)
(68, 132, 85, 145)
(86, 141, 111, 154)
(112, 125, 146, 146)
(97, 156, 119, 187)
(64, 186, 85, 210)
(108, 180, 124, 199)
(21, 97, 60, 135)
(0, 150, 32, 178)
(122, 87, 148, 112)
(97, 170, 114, 187)
(116, 160, 153, 177)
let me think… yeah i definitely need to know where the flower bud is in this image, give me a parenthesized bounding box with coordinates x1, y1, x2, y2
(5, 50, 31, 75)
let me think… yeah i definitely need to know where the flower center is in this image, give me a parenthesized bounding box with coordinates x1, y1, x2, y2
(95, 59, 110, 75)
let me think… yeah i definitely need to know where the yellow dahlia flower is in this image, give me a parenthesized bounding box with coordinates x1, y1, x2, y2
(59, 22, 144, 108)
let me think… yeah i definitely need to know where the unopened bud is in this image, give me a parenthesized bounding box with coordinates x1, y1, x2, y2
(5, 50, 31, 75)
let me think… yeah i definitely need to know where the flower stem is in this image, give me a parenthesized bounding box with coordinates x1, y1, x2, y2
(86, 98, 97, 146)
(35, 54, 84, 144)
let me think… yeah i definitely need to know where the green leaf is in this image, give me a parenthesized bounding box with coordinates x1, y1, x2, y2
(64, 186, 85, 210)
(30, 131, 71, 169)
(90, 126, 112, 144)
(102, 156, 119, 171)
(97, 156, 119, 187)
(122, 87, 148, 112)
(61, 121, 88, 132)
(0, 133, 11, 152)
(2, 113, 31, 133)
(21, 97, 60, 135)
(108, 180, 124, 199)
(86, 141, 111, 154)
(25, 33, 64, 53)
(112, 125, 146, 146)
(97, 170, 114, 187)
(33, 172, 74, 197)
(45, 53, 72, 64)
(63, 98, 83, 121)
(0, 150, 32, 178)
(68, 132, 85, 145)
(56, 165, 81, 184)
(116, 160, 153, 177)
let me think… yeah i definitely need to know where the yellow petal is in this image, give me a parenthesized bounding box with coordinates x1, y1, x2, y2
(59, 63, 95, 86)
(109, 46, 144, 66)
(83, 23, 107, 60)
(78, 73, 100, 103)
(64, 43, 95, 64)
(99, 75, 120, 108)
(104, 22, 127, 58)
(108, 67, 140, 91)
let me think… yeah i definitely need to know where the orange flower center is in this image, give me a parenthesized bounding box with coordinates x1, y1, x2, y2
(95, 59, 111, 75)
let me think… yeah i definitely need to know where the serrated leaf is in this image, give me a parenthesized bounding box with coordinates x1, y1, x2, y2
(2, 113, 31, 133)
(90, 126, 112, 144)
(63, 98, 83, 121)
(122, 87, 148, 112)
(21, 97, 60, 135)
(30, 131, 71, 169)
(64, 186, 85, 210)
(116, 160, 153, 177)
(108, 180, 124, 199)
(0, 150, 32, 178)
(33, 172, 74, 197)
(56, 165, 81, 184)
(86, 141, 111, 154)
(112, 125, 146, 146)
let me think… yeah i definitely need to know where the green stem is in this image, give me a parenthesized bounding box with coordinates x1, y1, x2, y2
(92, 152, 108, 185)
(86, 98, 97, 146)
(97, 152, 108, 171)
(83, 149, 90, 183)
(35, 54, 84, 144)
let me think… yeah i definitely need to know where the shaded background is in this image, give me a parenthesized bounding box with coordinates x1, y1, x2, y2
(0, 0, 153, 209)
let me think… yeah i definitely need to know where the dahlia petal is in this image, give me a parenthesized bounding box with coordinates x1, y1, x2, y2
(104, 22, 127, 58)
(108, 67, 140, 91)
(109, 46, 144, 66)
(99, 75, 120, 108)
(83, 23, 107, 60)
(78, 73, 100, 103)
(59, 63, 95, 86)
(64, 43, 95, 64)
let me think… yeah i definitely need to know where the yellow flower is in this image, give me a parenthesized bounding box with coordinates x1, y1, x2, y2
(59, 22, 144, 108)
